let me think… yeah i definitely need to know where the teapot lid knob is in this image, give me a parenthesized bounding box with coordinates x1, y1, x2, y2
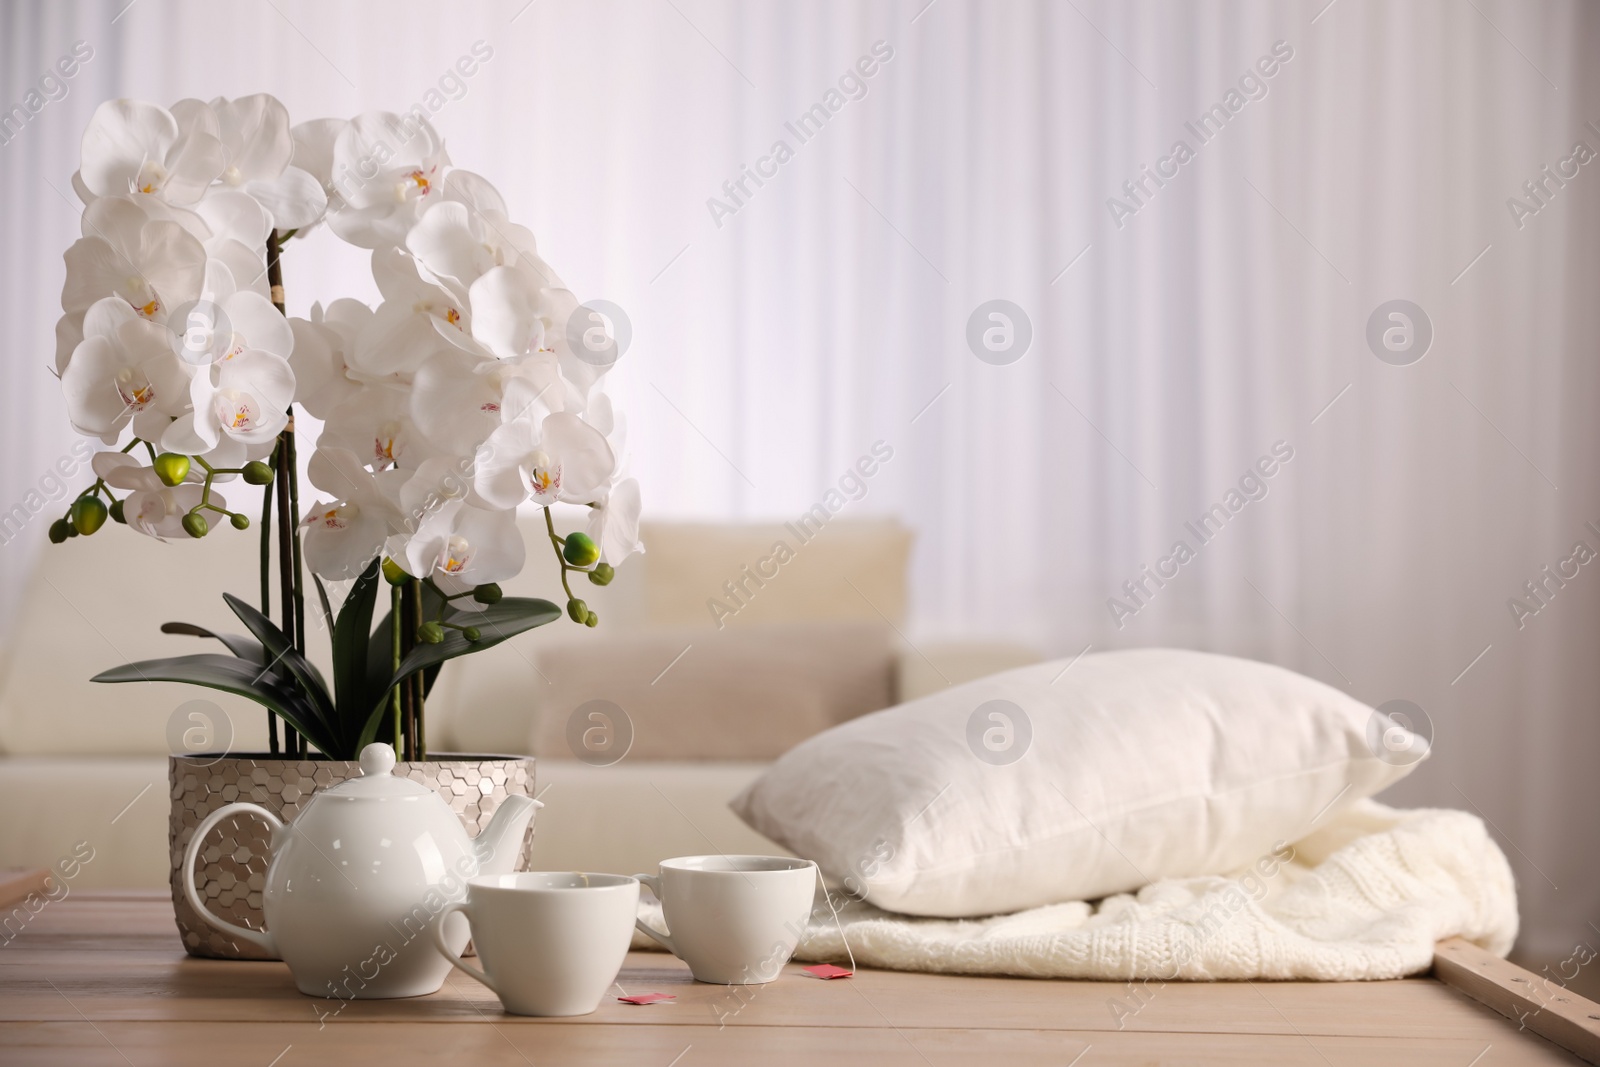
(359, 743, 397, 778)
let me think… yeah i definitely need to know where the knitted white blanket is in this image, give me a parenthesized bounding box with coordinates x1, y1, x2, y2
(634, 802, 1518, 981)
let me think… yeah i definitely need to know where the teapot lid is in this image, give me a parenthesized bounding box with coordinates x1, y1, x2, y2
(321, 743, 434, 799)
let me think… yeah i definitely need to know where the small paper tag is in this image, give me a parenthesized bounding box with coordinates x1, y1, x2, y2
(618, 992, 676, 1005)
(802, 964, 854, 980)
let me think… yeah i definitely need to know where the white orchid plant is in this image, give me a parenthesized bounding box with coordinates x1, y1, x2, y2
(51, 94, 641, 761)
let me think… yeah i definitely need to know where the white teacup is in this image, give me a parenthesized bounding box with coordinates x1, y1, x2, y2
(633, 855, 817, 984)
(432, 872, 639, 1016)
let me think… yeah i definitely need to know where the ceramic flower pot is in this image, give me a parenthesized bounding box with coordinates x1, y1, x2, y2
(169, 751, 536, 960)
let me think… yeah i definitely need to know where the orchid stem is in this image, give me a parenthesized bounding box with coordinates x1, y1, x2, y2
(544, 507, 579, 605)
(391, 584, 403, 757)
(260, 448, 276, 756)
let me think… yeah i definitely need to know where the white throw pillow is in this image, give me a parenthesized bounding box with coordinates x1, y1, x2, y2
(730, 648, 1422, 917)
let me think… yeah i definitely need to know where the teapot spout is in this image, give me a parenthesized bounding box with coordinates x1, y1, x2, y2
(474, 794, 540, 874)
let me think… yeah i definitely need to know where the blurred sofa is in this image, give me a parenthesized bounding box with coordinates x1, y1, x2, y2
(0, 512, 1038, 887)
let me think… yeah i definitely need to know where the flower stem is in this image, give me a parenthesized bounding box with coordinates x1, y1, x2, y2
(408, 578, 425, 761)
(260, 446, 276, 756)
(266, 228, 302, 758)
(544, 507, 578, 605)
(390, 583, 403, 757)
(287, 418, 305, 654)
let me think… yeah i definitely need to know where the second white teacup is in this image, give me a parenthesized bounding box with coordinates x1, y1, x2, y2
(432, 872, 639, 1016)
(633, 855, 817, 984)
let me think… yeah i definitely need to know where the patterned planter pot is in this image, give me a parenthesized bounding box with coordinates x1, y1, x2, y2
(170, 752, 536, 960)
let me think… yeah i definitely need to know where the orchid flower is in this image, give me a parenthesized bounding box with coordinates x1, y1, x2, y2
(78, 99, 224, 206)
(574, 392, 641, 564)
(463, 265, 603, 405)
(289, 299, 375, 418)
(61, 195, 206, 322)
(300, 448, 405, 579)
(474, 412, 615, 510)
(161, 344, 294, 456)
(61, 297, 193, 442)
(206, 94, 327, 230)
(586, 476, 643, 566)
(409, 346, 565, 456)
(290, 117, 348, 222)
(193, 189, 274, 297)
(348, 248, 470, 378)
(318, 383, 435, 471)
(326, 111, 450, 249)
(406, 171, 553, 304)
(399, 497, 525, 595)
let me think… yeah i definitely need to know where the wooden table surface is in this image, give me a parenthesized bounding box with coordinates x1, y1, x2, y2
(0, 891, 1584, 1066)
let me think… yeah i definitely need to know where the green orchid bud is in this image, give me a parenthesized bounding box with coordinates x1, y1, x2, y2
(242, 461, 275, 485)
(463, 626, 482, 641)
(562, 532, 600, 568)
(230, 513, 250, 530)
(70, 496, 108, 536)
(587, 562, 614, 587)
(153, 453, 191, 487)
(181, 512, 209, 539)
(473, 582, 503, 604)
(566, 597, 588, 623)
(584, 611, 599, 628)
(381, 558, 410, 585)
(48, 519, 70, 544)
(65, 515, 79, 537)
(109, 499, 126, 524)
(418, 621, 444, 644)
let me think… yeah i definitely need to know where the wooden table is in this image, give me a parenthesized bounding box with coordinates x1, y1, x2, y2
(0, 891, 1591, 1066)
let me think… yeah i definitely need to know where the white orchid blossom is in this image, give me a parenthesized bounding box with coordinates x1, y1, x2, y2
(207, 94, 328, 230)
(409, 346, 566, 456)
(348, 248, 470, 378)
(406, 173, 554, 303)
(326, 111, 449, 249)
(301, 448, 405, 579)
(318, 382, 436, 471)
(474, 412, 615, 510)
(586, 476, 643, 566)
(162, 344, 294, 455)
(400, 497, 525, 594)
(61, 195, 206, 321)
(78, 99, 224, 205)
(61, 297, 193, 442)
(289, 299, 374, 418)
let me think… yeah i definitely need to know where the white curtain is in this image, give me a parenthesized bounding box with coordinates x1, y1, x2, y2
(2, 0, 1597, 959)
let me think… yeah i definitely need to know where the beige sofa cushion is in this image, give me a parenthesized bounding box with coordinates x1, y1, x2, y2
(526, 622, 895, 762)
(639, 519, 913, 629)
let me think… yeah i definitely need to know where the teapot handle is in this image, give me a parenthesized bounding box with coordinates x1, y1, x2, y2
(182, 801, 281, 957)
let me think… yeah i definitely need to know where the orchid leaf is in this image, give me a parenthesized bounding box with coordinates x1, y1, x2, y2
(159, 622, 265, 664)
(355, 597, 561, 750)
(93, 653, 337, 754)
(221, 594, 336, 732)
(331, 560, 381, 749)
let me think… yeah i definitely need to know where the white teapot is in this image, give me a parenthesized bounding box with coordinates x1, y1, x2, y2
(183, 743, 539, 999)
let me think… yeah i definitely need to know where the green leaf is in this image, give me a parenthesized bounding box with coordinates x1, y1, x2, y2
(331, 560, 382, 751)
(355, 597, 561, 750)
(221, 594, 336, 733)
(93, 653, 338, 754)
(158, 622, 265, 663)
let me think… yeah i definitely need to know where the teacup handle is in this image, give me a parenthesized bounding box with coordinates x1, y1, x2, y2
(432, 901, 499, 996)
(181, 801, 280, 957)
(632, 873, 678, 956)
